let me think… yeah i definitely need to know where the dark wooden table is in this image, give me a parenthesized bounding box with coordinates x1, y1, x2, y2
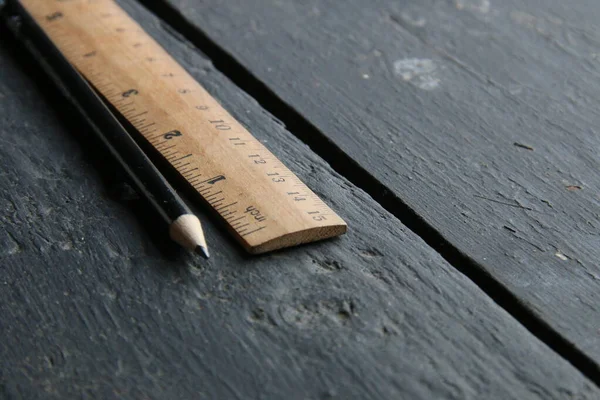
(2, 0, 600, 398)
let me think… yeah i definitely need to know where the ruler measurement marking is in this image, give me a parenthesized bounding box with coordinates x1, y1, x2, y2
(181, 168, 199, 176)
(221, 210, 236, 217)
(158, 144, 176, 151)
(151, 132, 167, 140)
(187, 175, 203, 183)
(139, 123, 157, 131)
(154, 141, 170, 149)
(171, 154, 192, 163)
(175, 162, 191, 170)
(241, 226, 266, 237)
(205, 191, 223, 200)
(215, 202, 238, 211)
(163, 153, 179, 160)
(188, 176, 204, 184)
(129, 111, 148, 120)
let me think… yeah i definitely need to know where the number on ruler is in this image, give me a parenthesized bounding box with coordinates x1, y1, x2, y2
(207, 175, 226, 185)
(209, 120, 231, 131)
(46, 11, 63, 21)
(163, 130, 182, 140)
(122, 89, 138, 98)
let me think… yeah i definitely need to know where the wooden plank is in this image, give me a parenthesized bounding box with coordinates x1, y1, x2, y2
(151, 0, 600, 370)
(0, 1, 597, 398)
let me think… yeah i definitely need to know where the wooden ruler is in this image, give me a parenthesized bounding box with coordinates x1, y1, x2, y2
(18, 0, 346, 254)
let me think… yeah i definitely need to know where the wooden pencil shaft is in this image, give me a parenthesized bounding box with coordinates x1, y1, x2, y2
(2, 0, 190, 224)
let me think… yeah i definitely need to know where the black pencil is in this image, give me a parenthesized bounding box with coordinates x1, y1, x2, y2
(1, 1, 209, 258)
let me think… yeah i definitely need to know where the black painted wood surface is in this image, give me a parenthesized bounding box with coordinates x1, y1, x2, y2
(151, 0, 600, 370)
(1, 0, 599, 398)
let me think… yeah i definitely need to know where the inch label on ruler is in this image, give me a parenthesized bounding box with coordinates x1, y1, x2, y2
(21, 0, 347, 253)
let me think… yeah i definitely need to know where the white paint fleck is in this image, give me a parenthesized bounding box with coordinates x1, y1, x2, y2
(103, 289, 117, 301)
(456, 0, 491, 14)
(39, 205, 54, 216)
(362, 74, 370, 79)
(3, 233, 22, 256)
(555, 252, 569, 261)
(6, 242, 20, 256)
(393, 58, 440, 90)
(400, 11, 426, 27)
(59, 240, 73, 251)
(510, 11, 538, 29)
(508, 84, 523, 96)
(547, 15, 564, 26)
(511, 10, 563, 36)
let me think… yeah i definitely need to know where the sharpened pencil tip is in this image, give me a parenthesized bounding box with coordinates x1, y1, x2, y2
(196, 245, 210, 259)
(170, 215, 208, 256)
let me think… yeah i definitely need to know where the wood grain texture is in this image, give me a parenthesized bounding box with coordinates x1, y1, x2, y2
(153, 0, 600, 367)
(0, 0, 598, 399)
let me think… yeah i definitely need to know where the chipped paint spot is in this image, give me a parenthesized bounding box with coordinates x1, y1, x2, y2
(513, 142, 534, 151)
(555, 252, 568, 261)
(456, 0, 491, 14)
(566, 185, 582, 191)
(393, 58, 440, 90)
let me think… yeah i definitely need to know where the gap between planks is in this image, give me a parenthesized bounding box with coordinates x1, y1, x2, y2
(135, 0, 600, 387)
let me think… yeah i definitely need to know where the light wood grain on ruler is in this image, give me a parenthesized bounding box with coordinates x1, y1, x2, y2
(19, 0, 346, 253)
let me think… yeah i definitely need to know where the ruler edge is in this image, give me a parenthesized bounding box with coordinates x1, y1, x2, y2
(249, 223, 348, 254)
